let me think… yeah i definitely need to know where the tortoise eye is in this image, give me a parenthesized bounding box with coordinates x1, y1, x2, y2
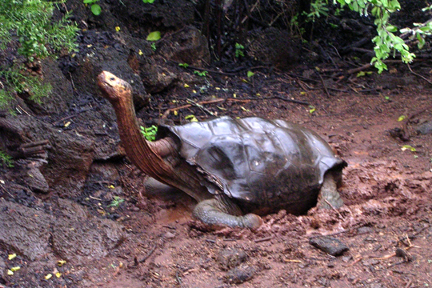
(110, 77, 115, 81)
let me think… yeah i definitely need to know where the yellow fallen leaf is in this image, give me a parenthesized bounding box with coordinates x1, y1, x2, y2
(8, 253, 17, 260)
(56, 272, 62, 278)
(138, 49, 143, 56)
(115, 26, 120, 32)
(7, 270, 13, 275)
(11, 266, 20, 272)
(184, 83, 190, 88)
(58, 260, 67, 267)
(45, 274, 52, 280)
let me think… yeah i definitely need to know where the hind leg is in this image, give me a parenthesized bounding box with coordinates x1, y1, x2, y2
(193, 196, 262, 229)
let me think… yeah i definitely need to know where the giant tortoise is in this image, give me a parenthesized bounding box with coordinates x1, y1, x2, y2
(97, 71, 346, 229)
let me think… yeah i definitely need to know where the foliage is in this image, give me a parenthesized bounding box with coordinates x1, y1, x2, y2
(0, 67, 53, 111)
(331, 0, 432, 73)
(140, 125, 158, 141)
(142, 0, 155, 3)
(179, 63, 189, 68)
(304, 0, 432, 73)
(83, 0, 101, 16)
(147, 31, 161, 41)
(305, 0, 329, 22)
(150, 42, 157, 51)
(0, 150, 14, 168)
(0, 0, 78, 111)
(235, 43, 245, 58)
(194, 70, 208, 77)
(0, 0, 79, 61)
(108, 196, 124, 207)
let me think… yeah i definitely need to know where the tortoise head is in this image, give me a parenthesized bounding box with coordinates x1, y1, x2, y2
(97, 71, 132, 103)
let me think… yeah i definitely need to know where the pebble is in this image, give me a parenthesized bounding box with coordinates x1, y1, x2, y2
(225, 264, 257, 284)
(309, 236, 349, 256)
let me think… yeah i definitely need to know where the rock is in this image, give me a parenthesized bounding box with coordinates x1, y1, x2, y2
(416, 120, 432, 135)
(0, 256, 5, 280)
(159, 26, 210, 67)
(225, 264, 257, 284)
(18, 164, 49, 193)
(309, 236, 349, 256)
(247, 27, 300, 70)
(41, 127, 94, 198)
(0, 199, 125, 264)
(52, 217, 125, 263)
(111, 0, 195, 31)
(0, 199, 52, 261)
(217, 248, 248, 270)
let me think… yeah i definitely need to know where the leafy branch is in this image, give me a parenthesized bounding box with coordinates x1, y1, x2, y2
(332, 0, 430, 73)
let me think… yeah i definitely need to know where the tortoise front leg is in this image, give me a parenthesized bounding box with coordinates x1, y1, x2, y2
(316, 171, 344, 210)
(193, 197, 262, 229)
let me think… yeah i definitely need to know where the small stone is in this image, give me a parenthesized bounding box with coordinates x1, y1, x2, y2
(309, 236, 349, 256)
(217, 248, 248, 270)
(224, 264, 257, 284)
(362, 258, 380, 266)
(416, 120, 432, 135)
(357, 226, 374, 235)
(164, 231, 176, 239)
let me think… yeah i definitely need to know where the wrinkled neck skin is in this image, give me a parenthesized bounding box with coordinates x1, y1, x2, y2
(110, 95, 210, 202)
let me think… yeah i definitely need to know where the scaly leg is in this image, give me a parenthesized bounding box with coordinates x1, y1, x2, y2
(193, 197, 262, 229)
(316, 171, 343, 210)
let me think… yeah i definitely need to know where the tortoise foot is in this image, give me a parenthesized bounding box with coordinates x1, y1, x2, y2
(193, 199, 262, 229)
(316, 171, 343, 210)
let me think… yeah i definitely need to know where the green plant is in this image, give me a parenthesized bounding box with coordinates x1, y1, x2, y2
(0, 0, 78, 111)
(108, 196, 124, 207)
(142, 0, 155, 3)
(194, 70, 208, 77)
(0, 67, 53, 111)
(0, 0, 79, 61)
(150, 42, 157, 51)
(332, 0, 421, 73)
(235, 43, 245, 57)
(83, 0, 101, 16)
(305, 0, 329, 22)
(0, 150, 14, 168)
(179, 63, 189, 68)
(140, 125, 158, 141)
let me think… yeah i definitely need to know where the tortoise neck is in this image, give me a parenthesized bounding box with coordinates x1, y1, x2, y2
(110, 94, 212, 202)
(111, 96, 173, 180)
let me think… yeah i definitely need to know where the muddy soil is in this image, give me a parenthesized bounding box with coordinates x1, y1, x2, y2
(2, 65, 432, 288)
(1, 1, 432, 287)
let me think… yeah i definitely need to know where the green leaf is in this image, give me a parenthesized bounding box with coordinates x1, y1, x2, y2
(398, 115, 406, 122)
(147, 31, 161, 41)
(185, 115, 198, 122)
(247, 71, 255, 78)
(401, 145, 416, 152)
(91, 4, 101, 15)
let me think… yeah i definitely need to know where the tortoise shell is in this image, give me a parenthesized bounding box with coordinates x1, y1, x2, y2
(158, 117, 346, 215)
